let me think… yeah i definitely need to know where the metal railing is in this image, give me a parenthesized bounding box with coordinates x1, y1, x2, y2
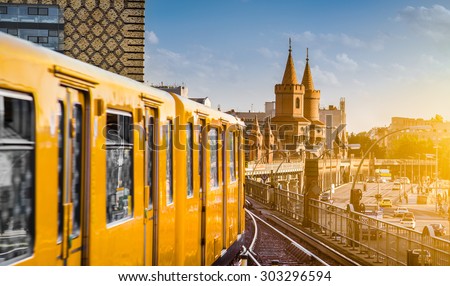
(245, 178, 450, 266)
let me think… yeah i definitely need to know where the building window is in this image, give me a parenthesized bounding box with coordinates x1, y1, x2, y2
(27, 36, 38, 43)
(209, 128, 219, 188)
(0, 6, 7, 14)
(295, 97, 300, 109)
(38, 36, 47, 43)
(7, 29, 18, 36)
(165, 121, 173, 204)
(106, 110, 133, 224)
(0, 89, 35, 264)
(187, 123, 194, 198)
(38, 8, 48, 16)
(28, 7, 38, 15)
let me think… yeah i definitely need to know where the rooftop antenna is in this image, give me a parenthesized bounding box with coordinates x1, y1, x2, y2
(289, 37, 292, 52)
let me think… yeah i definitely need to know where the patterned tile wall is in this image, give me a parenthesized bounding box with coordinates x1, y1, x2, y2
(5, 0, 145, 82)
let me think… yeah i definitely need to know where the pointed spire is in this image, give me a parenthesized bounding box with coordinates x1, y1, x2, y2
(281, 38, 299, 85)
(252, 115, 261, 132)
(264, 116, 273, 135)
(301, 47, 314, 90)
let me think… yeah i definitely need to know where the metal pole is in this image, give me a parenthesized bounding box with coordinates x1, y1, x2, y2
(418, 154, 421, 187)
(435, 146, 438, 212)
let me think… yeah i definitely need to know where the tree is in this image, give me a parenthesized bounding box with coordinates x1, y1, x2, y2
(387, 134, 434, 159)
(348, 132, 386, 158)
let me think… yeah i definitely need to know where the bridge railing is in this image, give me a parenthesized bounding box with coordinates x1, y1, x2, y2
(309, 199, 450, 266)
(245, 178, 304, 222)
(245, 178, 450, 266)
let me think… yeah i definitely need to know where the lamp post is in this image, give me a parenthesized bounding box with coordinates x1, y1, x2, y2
(350, 126, 431, 202)
(434, 145, 439, 212)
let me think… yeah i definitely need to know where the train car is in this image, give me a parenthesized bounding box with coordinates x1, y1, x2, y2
(0, 32, 244, 266)
(170, 95, 245, 265)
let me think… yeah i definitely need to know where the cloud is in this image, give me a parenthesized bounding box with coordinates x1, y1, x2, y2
(145, 31, 159, 45)
(257, 47, 282, 59)
(290, 31, 317, 43)
(391, 63, 406, 72)
(335, 53, 358, 71)
(289, 31, 386, 52)
(339, 34, 365, 49)
(311, 65, 339, 86)
(419, 54, 442, 66)
(145, 45, 242, 91)
(396, 5, 450, 42)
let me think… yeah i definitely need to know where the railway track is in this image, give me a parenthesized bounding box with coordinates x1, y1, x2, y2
(243, 199, 360, 266)
(244, 209, 329, 266)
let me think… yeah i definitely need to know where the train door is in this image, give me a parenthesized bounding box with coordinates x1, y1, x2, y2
(237, 129, 243, 234)
(58, 88, 88, 265)
(199, 119, 206, 265)
(144, 107, 157, 265)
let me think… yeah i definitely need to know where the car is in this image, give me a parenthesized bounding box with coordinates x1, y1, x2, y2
(402, 212, 415, 220)
(361, 225, 383, 240)
(400, 177, 411, 184)
(320, 191, 331, 202)
(400, 217, 416, 229)
(429, 223, 447, 236)
(393, 207, 409, 217)
(379, 198, 392, 208)
(366, 176, 376, 183)
(392, 182, 402, 191)
(412, 249, 431, 266)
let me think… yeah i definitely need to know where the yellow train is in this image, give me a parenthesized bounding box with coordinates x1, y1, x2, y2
(0, 32, 245, 266)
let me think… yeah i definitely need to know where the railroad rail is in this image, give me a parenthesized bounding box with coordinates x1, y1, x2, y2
(244, 198, 361, 266)
(244, 208, 328, 266)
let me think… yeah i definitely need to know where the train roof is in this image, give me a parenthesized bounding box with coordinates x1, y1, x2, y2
(0, 32, 174, 104)
(170, 93, 244, 126)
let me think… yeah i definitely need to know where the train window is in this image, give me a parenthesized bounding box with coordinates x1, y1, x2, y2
(198, 123, 204, 192)
(228, 131, 236, 182)
(209, 128, 219, 188)
(165, 121, 173, 205)
(0, 90, 35, 264)
(105, 110, 133, 224)
(146, 116, 154, 209)
(71, 104, 82, 236)
(0, 6, 7, 14)
(186, 123, 193, 198)
(57, 102, 64, 242)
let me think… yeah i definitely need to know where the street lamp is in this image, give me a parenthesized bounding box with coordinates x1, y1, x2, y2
(350, 126, 431, 202)
(434, 145, 439, 212)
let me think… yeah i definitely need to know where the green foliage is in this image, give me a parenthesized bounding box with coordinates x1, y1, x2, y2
(387, 134, 434, 159)
(433, 114, 444, 122)
(348, 132, 386, 158)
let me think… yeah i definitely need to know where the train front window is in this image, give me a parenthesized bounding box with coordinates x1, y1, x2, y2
(105, 110, 133, 225)
(209, 128, 219, 188)
(0, 90, 35, 265)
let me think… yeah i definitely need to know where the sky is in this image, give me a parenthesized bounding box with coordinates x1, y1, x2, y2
(144, 0, 450, 133)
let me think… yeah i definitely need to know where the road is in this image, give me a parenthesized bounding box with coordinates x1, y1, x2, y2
(330, 181, 450, 239)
